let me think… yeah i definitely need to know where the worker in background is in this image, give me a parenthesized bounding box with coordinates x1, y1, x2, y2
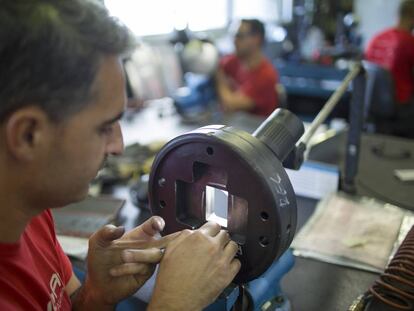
(0, 1, 240, 310)
(216, 19, 279, 117)
(365, 0, 414, 122)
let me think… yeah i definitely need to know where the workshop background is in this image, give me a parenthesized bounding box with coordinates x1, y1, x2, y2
(60, 1, 414, 311)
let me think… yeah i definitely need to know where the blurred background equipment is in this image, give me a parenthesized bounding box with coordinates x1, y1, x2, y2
(181, 39, 219, 75)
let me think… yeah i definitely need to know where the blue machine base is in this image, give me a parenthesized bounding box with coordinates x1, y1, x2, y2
(205, 249, 295, 311)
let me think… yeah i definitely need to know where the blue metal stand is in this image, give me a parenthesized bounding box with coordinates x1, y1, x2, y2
(206, 250, 295, 311)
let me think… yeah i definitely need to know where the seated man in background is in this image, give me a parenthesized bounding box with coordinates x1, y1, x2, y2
(0, 0, 240, 310)
(216, 19, 279, 117)
(365, 0, 414, 127)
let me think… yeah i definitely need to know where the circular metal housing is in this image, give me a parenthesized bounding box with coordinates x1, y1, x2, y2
(149, 124, 298, 283)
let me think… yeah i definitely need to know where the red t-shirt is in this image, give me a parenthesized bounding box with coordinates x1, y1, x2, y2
(365, 27, 414, 104)
(220, 54, 279, 116)
(0, 210, 73, 310)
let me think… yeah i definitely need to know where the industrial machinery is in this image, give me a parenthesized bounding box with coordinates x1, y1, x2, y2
(148, 62, 365, 310)
(149, 108, 303, 284)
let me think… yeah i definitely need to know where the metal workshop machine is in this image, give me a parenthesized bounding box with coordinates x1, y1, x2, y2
(148, 63, 365, 311)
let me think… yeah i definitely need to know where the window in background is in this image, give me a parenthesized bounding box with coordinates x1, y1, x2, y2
(280, 0, 293, 23)
(104, 0, 229, 36)
(232, 0, 293, 24)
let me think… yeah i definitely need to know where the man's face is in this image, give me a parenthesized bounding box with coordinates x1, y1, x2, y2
(35, 56, 126, 207)
(234, 22, 258, 58)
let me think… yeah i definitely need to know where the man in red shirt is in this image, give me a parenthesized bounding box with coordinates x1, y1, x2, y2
(0, 1, 240, 310)
(365, 0, 414, 108)
(216, 19, 279, 117)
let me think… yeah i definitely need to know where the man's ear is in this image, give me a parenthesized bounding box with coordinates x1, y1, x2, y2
(5, 106, 51, 161)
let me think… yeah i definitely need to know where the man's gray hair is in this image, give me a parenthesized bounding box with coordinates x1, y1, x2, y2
(0, 0, 135, 122)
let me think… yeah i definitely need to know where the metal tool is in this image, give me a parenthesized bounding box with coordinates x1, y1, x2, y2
(149, 108, 304, 283)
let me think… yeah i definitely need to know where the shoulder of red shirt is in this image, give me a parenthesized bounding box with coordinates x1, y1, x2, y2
(371, 27, 414, 42)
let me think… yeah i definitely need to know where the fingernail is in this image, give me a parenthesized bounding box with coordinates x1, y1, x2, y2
(113, 226, 125, 235)
(155, 217, 165, 231)
(109, 225, 122, 232)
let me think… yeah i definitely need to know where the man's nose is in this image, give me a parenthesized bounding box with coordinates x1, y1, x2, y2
(106, 122, 124, 156)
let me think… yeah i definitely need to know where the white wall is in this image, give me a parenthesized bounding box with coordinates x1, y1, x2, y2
(232, 0, 293, 23)
(354, 0, 403, 48)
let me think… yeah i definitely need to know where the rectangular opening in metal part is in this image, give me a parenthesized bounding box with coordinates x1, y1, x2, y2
(205, 186, 228, 228)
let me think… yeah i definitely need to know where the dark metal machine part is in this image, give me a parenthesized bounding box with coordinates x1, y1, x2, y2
(149, 109, 304, 283)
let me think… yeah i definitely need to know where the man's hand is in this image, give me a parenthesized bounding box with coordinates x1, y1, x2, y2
(148, 222, 241, 311)
(75, 216, 177, 309)
(215, 69, 254, 112)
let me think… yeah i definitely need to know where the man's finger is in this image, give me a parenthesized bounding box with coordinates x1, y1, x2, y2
(121, 248, 164, 264)
(90, 225, 125, 248)
(229, 259, 241, 278)
(198, 221, 221, 237)
(122, 216, 166, 240)
(109, 263, 154, 277)
(223, 240, 239, 261)
(149, 231, 181, 248)
(140, 216, 165, 236)
(113, 231, 181, 249)
(215, 230, 231, 247)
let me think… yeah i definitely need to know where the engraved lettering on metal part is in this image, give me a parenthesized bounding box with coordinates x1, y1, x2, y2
(279, 197, 290, 207)
(270, 174, 290, 207)
(275, 184, 287, 195)
(270, 175, 281, 184)
(270, 175, 286, 195)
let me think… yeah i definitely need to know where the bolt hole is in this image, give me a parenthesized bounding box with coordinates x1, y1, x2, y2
(158, 178, 166, 187)
(160, 200, 166, 208)
(206, 147, 214, 155)
(259, 236, 269, 247)
(261, 212, 269, 221)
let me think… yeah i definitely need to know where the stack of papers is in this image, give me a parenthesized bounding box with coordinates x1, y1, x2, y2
(292, 193, 414, 272)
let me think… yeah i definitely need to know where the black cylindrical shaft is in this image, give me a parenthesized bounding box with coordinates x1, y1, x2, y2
(253, 108, 304, 161)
